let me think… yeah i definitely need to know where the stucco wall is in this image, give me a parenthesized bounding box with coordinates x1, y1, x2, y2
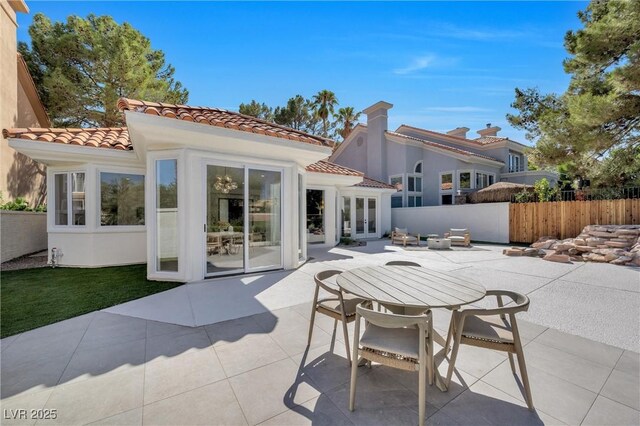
(0, 1, 47, 206)
(48, 231, 147, 267)
(0, 210, 47, 262)
(391, 202, 510, 243)
(334, 132, 368, 175)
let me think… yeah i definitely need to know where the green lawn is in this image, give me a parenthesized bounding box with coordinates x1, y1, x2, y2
(1, 264, 182, 338)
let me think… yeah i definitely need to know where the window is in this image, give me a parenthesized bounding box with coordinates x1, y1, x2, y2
(458, 171, 472, 190)
(407, 176, 422, 192)
(441, 194, 453, 205)
(440, 173, 453, 191)
(100, 172, 145, 226)
(475, 172, 495, 189)
(389, 175, 403, 192)
(342, 196, 351, 237)
(156, 159, 178, 272)
(54, 172, 85, 226)
(391, 196, 403, 208)
(414, 161, 422, 173)
(408, 196, 422, 207)
(509, 153, 522, 173)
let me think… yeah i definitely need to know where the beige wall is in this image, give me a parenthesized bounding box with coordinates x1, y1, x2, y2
(0, 210, 47, 262)
(0, 0, 47, 206)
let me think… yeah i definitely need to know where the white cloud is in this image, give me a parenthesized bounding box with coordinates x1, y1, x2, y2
(393, 55, 436, 75)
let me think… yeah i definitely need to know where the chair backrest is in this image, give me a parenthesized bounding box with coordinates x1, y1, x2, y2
(394, 227, 408, 235)
(356, 301, 430, 330)
(385, 261, 421, 267)
(486, 290, 530, 314)
(314, 270, 343, 296)
(449, 228, 468, 236)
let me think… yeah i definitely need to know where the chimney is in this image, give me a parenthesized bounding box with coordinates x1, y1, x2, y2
(477, 123, 501, 137)
(446, 127, 470, 139)
(362, 101, 393, 181)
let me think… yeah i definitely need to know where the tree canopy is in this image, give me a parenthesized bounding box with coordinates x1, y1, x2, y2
(507, 0, 640, 187)
(19, 13, 188, 127)
(239, 90, 359, 141)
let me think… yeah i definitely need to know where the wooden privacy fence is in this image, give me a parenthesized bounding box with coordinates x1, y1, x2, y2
(509, 199, 640, 243)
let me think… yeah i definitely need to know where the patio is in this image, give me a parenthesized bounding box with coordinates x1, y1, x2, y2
(1, 241, 638, 425)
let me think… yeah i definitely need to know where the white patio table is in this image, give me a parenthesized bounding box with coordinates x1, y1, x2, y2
(336, 265, 486, 391)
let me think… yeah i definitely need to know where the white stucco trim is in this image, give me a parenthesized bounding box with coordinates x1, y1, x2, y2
(8, 138, 141, 166)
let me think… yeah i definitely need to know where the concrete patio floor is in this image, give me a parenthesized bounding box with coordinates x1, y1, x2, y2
(1, 241, 639, 425)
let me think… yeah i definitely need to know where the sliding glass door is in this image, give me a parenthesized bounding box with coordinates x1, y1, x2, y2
(205, 163, 282, 276)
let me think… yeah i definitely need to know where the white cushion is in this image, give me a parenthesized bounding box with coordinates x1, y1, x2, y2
(359, 324, 421, 358)
(450, 228, 468, 236)
(395, 227, 408, 235)
(449, 236, 466, 241)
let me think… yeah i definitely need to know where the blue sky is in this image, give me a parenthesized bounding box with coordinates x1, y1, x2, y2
(17, 1, 587, 144)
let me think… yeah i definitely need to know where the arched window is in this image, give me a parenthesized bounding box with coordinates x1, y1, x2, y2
(414, 161, 422, 174)
(408, 161, 423, 207)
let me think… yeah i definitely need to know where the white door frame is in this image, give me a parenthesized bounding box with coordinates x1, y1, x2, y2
(354, 195, 379, 239)
(202, 159, 284, 277)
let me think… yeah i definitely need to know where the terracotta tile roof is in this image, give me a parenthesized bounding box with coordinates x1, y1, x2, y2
(306, 160, 363, 176)
(474, 136, 509, 145)
(118, 98, 335, 148)
(354, 177, 396, 190)
(2, 127, 131, 150)
(386, 131, 503, 164)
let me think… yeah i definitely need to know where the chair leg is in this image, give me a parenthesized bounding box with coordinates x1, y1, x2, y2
(349, 316, 361, 412)
(444, 311, 456, 354)
(341, 315, 352, 365)
(428, 334, 434, 386)
(307, 288, 320, 347)
(419, 355, 426, 426)
(515, 340, 534, 410)
(445, 319, 464, 388)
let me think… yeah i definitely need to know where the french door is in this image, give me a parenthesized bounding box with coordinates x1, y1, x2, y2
(204, 163, 282, 277)
(355, 197, 377, 238)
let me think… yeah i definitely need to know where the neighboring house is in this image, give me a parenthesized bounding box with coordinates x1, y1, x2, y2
(3, 98, 394, 282)
(330, 101, 558, 207)
(1, 0, 50, 205)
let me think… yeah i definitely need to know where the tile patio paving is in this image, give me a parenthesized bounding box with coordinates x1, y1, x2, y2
(1, 241, 639, 425)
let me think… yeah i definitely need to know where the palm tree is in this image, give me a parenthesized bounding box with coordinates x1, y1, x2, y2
(334, 107, 361, 140)
(312, 90, 338, 138)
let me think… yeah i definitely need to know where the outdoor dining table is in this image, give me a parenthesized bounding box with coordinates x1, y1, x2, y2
(336, 265, 486, 391)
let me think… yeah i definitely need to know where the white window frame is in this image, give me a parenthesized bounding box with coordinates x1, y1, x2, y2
(96, 166, 146, 232)
(457, 169, 474, 191)
(389, 174, 405, 207)
(508, 153, 522, 173)
(50, 169, 87, 230)
(439, 170, 454, 206)
(475, 171, 496, 190)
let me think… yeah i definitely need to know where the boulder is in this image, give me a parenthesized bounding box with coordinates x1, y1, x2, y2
(616, 229, 640, 236)
(575, 246, 594, 252)
(574, 238, 587, 246)
(543, 253, 571, 263)
(605, 241, 630, 248)
(532, 240, 555, 249)
(610, 256, 632, 265)
(503, 249, 523, 256)
(554, 243, 576, 251)
(587, 238, 605, 247)
(589, 231, 615, 238)
(604, 252, 620, 262)
(587, 254, 607, 262)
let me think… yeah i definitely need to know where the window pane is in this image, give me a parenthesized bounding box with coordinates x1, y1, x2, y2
(416, 197, 422, 207)
(442, 194, 453, 205)
(249, 169, 281, 269)
(390, 176, 402, 192)
(489, 175, 495, 185)
(368, 198, 376, 233)
(307, 189, 324, 243)
(459, 172, 471, 189)
(415, 177, 422, 192)
(100, 173, 145, 226)
(55, 174, 68, 225)
(415, 162, 422, 173)
(391, 196, 403, 208)
(298, 174, 304, 260)
(356, 198, 365, 232)
(408, 177, 415, 192)
(156, 159, 178, 272)
(408, 196, 415, 207)
(342, 196, 351, 237)
(440, 173, 453, 191)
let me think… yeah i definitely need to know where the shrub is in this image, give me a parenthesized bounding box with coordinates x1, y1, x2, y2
(534, 178, 558, 202)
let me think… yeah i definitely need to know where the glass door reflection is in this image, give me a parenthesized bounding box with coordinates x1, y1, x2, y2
(247, 169, 282, 271)
(206, 165, 245, 276)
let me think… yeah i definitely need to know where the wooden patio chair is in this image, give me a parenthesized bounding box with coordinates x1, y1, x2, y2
(207, 234, 223, 256)
(308, 270, 365, 365)
(391, 228, 421, 247)
(444, 290, 534, 410)
(349, 301, 434, 426)
(444, 228, 471, 246)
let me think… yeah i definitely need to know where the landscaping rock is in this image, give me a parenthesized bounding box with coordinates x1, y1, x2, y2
(543, 253, 571, 263)
(503, 248, 523, 256)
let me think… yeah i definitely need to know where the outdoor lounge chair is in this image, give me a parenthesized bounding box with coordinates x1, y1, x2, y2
(308, 270, 365, 365)
(349, 301, 434, 426)
(444, 290, 534, 410)
(444, 228, 471, 246)
(391, 228, 421, 247)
